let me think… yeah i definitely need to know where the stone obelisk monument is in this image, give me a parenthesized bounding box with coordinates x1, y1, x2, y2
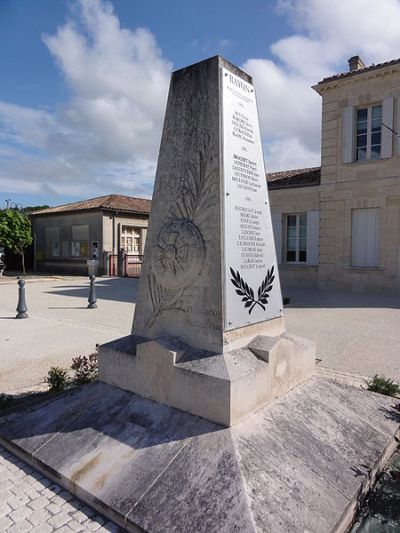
(99, 56, 315, 425)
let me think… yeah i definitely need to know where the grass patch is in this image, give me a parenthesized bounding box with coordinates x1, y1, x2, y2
(366, 374, 400, 397)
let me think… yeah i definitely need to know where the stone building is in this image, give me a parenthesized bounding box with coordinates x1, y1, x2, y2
(31, 194, 151, 276)
(269, 56, 400, 293)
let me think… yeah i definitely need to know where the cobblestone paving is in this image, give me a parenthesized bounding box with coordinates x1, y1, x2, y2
(0, 445, 124, 532)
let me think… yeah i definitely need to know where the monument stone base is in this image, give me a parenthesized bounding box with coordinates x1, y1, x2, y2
(0, 377, 398, 533)
(98, 329, 315, 426)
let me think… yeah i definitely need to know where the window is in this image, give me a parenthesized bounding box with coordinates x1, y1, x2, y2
(286, 214, 307, 263)
(121, 226, 141, 254)
(343, 98, 393, 163)
(71, 224, 89, 258)
(351, 208, 379, 267)
(45, 227, 60, 258)
(356, 105, 382, 161)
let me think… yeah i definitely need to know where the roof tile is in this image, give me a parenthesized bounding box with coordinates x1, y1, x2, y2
(267, 167, 321, 189)
(30, 194, 151, 216)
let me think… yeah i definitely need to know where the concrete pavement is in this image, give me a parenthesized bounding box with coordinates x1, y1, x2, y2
(1, 277, 400, 394)
(0, 277, 136, 394)
(0, 276, 399, 532)
(284, 286, 400, 383)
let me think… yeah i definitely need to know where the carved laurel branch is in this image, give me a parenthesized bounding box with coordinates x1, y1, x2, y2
(172, 133, 218, 226)
(146, 272, 187, 328)
(147, 135, 216, 327)
(230, 266, 275, 315)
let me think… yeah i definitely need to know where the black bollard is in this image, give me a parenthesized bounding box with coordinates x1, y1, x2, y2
(16, 278, 28, 319)
(87, 275, 97, 309)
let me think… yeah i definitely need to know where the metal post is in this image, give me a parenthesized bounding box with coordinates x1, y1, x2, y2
(16, 278, 28, 319)
(87, 275, 97, 309)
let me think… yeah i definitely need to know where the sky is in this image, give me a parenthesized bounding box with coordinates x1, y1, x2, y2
(1, 0, 400, 208)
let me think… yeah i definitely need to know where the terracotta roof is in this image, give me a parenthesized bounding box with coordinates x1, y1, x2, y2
(30, 194, 151, 216)
(317, 58, 400, 86)
(267, 167, 321, 190)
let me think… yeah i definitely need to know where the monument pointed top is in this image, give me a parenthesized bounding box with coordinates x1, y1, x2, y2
(172, 55, 253, 84)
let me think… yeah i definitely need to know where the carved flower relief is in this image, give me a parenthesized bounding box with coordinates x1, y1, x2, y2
(152, 220, 205, 290)
(156, 231, 188, 275)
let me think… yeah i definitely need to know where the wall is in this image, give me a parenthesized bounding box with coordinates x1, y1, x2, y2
(317, 64, 400, 292)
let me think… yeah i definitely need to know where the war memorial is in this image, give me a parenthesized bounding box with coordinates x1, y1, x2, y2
(0, 57, 398, 532)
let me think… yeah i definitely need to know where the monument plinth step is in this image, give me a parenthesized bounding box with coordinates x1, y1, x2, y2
(98, 332, 315, 426)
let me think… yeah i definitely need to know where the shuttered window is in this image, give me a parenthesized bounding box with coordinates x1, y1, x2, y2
(351, 208, 379, 267)
(343, 98, 394, 162)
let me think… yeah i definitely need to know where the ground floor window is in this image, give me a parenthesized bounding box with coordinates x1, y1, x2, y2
(286, 214, 307, 263)
(45, 227, 60, 258)
(351, 208, 379, 267)
(71, 224, 89, 258)
(121, 226, 141, 253)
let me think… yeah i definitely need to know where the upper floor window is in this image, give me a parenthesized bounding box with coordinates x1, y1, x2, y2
(342, 97, 394, 163)
(356, 105, 382, 161)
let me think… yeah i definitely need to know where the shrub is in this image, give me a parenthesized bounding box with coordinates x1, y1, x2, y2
(366, 374, 400, 397)
(44, 366, 69, 392)
(71, 353, 98, 384)
(0, 394, 12, 410)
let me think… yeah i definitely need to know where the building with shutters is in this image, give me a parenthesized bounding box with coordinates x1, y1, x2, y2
(268, 56, 400, 293)
(30, 194, 151, 276)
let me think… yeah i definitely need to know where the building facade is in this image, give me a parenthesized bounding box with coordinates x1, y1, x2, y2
(31, 194, 151, 276)
(269, 56, 400, 293)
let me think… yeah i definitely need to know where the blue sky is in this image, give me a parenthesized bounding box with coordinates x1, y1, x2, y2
(1, 0, 400, 208)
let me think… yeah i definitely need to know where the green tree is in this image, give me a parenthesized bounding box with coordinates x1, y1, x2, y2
(0, 210, 33, 274)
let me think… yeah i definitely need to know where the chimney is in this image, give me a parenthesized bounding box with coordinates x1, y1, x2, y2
(348, 55, 366, 72)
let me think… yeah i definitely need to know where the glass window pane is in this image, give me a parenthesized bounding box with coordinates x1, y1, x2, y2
(287, 215, 296, 226)
(371, 132, 381, 145)
(371, 146, 381, 159)
(357, 123, 367, 134)
(299, 214, 306, 226)
(357, 108, 368, 121)
(299, 227, 306, 239)
(299, 250, 307, 262)
(287, 227, 296, 240)
(357, 148, 367, 160)
(287, 238, 296, 251)
(372, 119, 381, 131)
(356, 134, 367, 147)
(299, 238, 307, 250)
(286, 250, 296, 262)
(372, 106, 382, 119)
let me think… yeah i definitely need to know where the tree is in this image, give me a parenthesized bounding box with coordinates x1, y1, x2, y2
(0, 210, 33, 274)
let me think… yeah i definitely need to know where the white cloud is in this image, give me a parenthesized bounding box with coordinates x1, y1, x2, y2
(244, 0, 400, 171)
(0, 0, 171, 199)
(2, 0, 400, 199)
